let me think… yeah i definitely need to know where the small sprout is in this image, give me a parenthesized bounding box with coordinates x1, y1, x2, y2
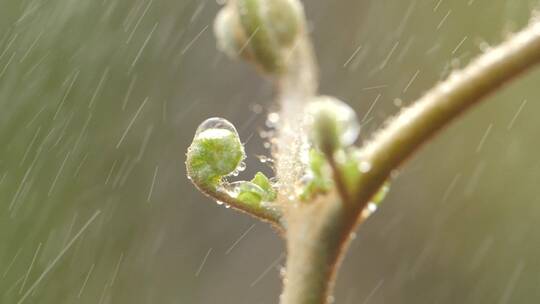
(214, 0, 305, 74)
(300, 150, 333, 201)
(186, 118, 245, 187)
(231, 172, 277, 205)
(251, 172, 277, 201)
(231, 181, 267, 205)
(306, 96, 360, 155)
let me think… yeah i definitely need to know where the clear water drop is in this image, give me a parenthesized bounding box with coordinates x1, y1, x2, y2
(227, 181, 266, 200)
(479, 41, 491, 52)
(189, 117, 246, 180)
(266, 112, 280, 128)
(299, 173, 314, 186)
(359, 161, 372, 173)
(259, 130, 274, 139)
(258, 155, 273, 164)
(367, 202, 378, 213)
(279, 267, 286, 277)
(195, 117, 239, 139)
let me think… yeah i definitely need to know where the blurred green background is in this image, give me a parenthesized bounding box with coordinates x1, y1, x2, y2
(1, 0, 540, 303)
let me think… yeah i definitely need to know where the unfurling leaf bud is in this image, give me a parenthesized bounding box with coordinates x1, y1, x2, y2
(299, 149, 333, 201)
(228, 172, 277, 205)
(251, 172, 277, 201)
(214, 0, 305, 74)
(306, 96, 360, 155)
(186, 118, 245, 187)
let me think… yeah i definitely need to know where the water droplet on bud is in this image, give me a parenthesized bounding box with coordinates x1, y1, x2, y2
(195, 117, 238, 138)
(187, 117, 245, 185)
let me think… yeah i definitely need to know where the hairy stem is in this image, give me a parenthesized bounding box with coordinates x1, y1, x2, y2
(275, 34, 318, 200)
(190, 181, 284, 229)
(207, 2, 540, 303)
(281, 194, 357, 304)
(350, 21, 540, 212)
(282, 18, 540, 304)
(353, 19, 540, 214)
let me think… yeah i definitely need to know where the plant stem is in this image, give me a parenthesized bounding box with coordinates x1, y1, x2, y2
(353, 20, 540, 213)
(281, 19, 540, 304)
(281, 194, 357, 304)
(189, 181, 284, 229)
(275, 34, 318, 200)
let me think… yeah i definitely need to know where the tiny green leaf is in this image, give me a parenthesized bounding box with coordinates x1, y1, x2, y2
(251, 172, 277, 201)
(233, 181, 267, 205)
(299, 150, 333, 201)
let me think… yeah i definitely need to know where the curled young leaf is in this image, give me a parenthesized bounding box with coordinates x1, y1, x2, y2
(251, 172, 277, 201)
(227, 172, 277, 205)
(186, 118, 245, 187)
(214, 0, 305, 74)
(299, 150, 333, 201)
(306, 96, 360, 156)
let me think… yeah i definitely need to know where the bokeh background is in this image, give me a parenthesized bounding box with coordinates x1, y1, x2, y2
(1, 0, 540, 303)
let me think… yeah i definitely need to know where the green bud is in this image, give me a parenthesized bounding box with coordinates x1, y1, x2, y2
(186, 118, 245, 187)
(251, 172, 277, 201)
(226, 172, 277, 205)
(299, 150, 333, 201)
(214, 0, 305, 74)
(214, 5, 249, 60)
(233, 181, 267, 205)
(306, 96, 360, 155)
